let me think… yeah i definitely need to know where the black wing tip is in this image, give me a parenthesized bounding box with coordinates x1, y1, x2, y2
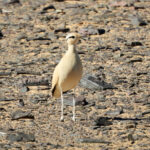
(51, 85, 56, 96)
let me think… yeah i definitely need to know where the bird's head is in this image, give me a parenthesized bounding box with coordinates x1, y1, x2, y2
(66, 33, 80, 45)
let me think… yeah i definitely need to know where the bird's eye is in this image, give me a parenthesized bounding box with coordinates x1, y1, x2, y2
(69, 36, 75, 39)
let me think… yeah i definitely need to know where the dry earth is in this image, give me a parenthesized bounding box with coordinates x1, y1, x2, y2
(0, 0, 150, 149)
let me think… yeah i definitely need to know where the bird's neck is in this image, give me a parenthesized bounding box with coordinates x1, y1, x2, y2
(68, 44, 76, 53)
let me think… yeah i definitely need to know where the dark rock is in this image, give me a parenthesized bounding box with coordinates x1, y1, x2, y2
(0, 31, 3, 39)
(137, 72, 147, 76)
(125, 41, 143, 47)
(7, 132, 35, 142)
(78, 138, 111, 144)
(94, 117, 112, 127)
(98, 29, 105, 35)
(16, 69, 41, 75)
(127, 57, 142, 63)
(142, 111, 150, 116)
(0, 98, 15, 101)
(54, 28, 70, 33)
(76, 96, 88, 106)
(11, 110, 34, 120)
(0, 108, 6, 111)
(3, 0, 20, 4)
(18, 99, 24, 107)
(131, 41, 143, 47)
(41, 5, 55, 14)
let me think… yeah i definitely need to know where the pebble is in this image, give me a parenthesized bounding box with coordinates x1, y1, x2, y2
(20, 86, 29, 93)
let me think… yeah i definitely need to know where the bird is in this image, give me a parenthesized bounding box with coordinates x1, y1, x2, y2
(51, 32, 83, 121)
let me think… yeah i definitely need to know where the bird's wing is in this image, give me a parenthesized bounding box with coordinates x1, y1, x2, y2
(51, 66, 59, 96)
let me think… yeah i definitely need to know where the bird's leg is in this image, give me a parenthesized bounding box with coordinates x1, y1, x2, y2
(60, 88, 64, 121)
(72, 88, 76, 121)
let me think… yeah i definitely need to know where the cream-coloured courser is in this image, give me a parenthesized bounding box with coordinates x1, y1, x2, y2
(51, 33, 83, 121)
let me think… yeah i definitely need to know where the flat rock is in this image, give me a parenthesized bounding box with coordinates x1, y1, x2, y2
(105, 108, 123, 116)
(79, 27, 105, 36)
(7, 132, 35, 142)
(80, 74, 116, 90)
(11, 110, 34, 120)
(128, 14, 147, 26)
(78, 138, 111, 144)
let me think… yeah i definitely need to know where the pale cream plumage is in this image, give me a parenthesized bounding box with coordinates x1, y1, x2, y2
(51, 33, 83, 121)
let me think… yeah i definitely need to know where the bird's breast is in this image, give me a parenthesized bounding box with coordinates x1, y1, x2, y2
(58, 53, 82, 92)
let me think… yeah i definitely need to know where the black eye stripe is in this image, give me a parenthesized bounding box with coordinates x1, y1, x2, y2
(69, 36, 75, 39)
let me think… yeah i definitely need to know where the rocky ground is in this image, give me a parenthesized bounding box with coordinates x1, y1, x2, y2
(0, 0, 150, 149)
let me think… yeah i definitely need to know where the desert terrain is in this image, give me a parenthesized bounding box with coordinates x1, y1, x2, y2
(0, 0, 150, 149)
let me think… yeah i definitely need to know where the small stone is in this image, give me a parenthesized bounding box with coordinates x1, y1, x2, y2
(105, 108, 123, 116)
(20, 86, 29, 93)
(11, 110, 34, 120)
(29, 94, 48, 104)
(94, 117, 112, 127)
(18, 99, 24, 107)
